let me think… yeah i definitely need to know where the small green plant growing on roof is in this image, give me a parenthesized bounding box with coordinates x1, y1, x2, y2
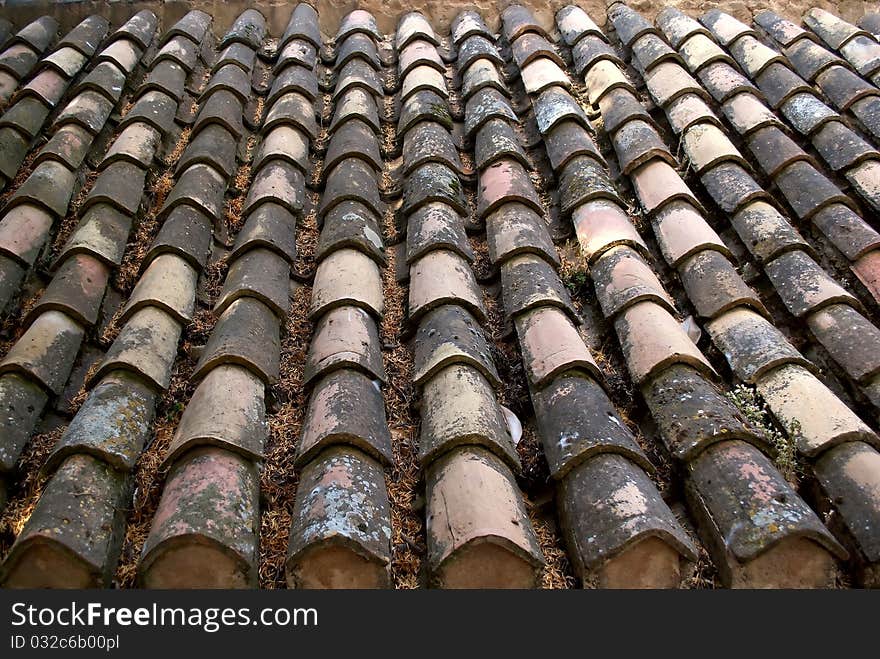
(725, 384, 802, 485)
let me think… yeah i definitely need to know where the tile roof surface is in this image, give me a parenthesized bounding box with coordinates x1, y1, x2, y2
(0, 1, 879, 589)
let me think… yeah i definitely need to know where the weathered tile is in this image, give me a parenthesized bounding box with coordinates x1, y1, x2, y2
(758, 62, 818, 108)
(202, 63, 252, 105)
(701, 9, 756, 46)
(242, 159, 305, 218)
(757, 364, 879, 457)
(332, 88, 379, 134)
(500, 253, 577, 322)
(593, 246, 676, 317)
(645, 61, 710, 108)
(609, 4, 659, 47)
(0, 43, 39, 81)
(457, 35, 503, 72)
(176, 124, 237, 179)
(631, 159, 702, 216)
(41, 46, 88, 79)
(0, 374, 49, 473)
(419, 364, 517, 469)
(280, 3, 321, 50)
(557, 5, 605, 47)
(729, 35, 785, 78)
(0, 310, 84, 395)
(0, 204, 54, 266)
(119, 253, 196, 324)
(686, 439, 845, 588)
(845, 160, 880, 212)
(775, 160, 854, 220)
(400, 65, 449, 101)
(403, 162, 465, 216)
(572, 35, 624, 78)
(146, 205, 213, 270)
(813, 203, 880, 260)
(597, 88, 654, 135)
(102, 122, 160, 170)
(311, 248, 383, 320)
(141, 448, 259, 588)
(572, 199, 646, 263)
(118, 90, 176, 135)
(141, 60, 186, 101)
(45, 370, 156, 474)
(766, 249, 860, 318)
(286, 446, 391, 589)
(34, 124, 91, 170)
(153, 35, 199, 73)
(303, 305, 385, 385)
(298, 368, 392, 467)
(475, 117, 530, 170)
(512, 33, 564, 69)
(426, 446, 542, 588)
(269, 64, 318, 105)
(643, 364, 769, 461)
(193, 89, 244, 140)
(559, 453, 696, 587)
(543, 119, 603, 173)
(0, 128, 29, 180)
(515, 305, 602, 388)
(679, 249, 767, 319)
(93, 306, 181, 391)
(402, 120, 461, 175)
(722, 91, 784, 136)
(58, 203, 133, 267)
(754, 10, 816, 48)
(194, 297, 280, 385)
(632, 33, 683, 72)
(161, 162, 226, 223)
(653, 200, 730, 267)
(682, 123, 748, 174)
(406, 201, 471, 263)
(28, 254, 109, 327)
(398, 89, 452, 134)
(502, 4, 546, 40)
(814, 441, 880, 584)
(658, 8, 713, 48)
(397, 12, 439, 49)
(160, 9, 211, 47)
(464, 87, 517, 137)
(80, 161, 146, 217)
(337, 9, 380, 42)
(487, 201, 558, 266)
(451, 11, 491, 45)
(615, 300, 716, 384)
(698, 61, 761, 103)
(166, 364, 266, 466)
(274, 39, 316, 72)
(584, 60, 636, 105)
(0, 255, 25, 313)
(559, 155, 620, 213)
(109, 9, 156, 50)
(6, 160, 75, 218)
(320, 158, 381, 220)
(222, 8, 266, 49)
(840, 35, 880, 77)
(612, 119, 674, 174)
(254, 125, 309, 174)
(337, 32, 380, 70)
(1, 454, 127, 588)
(97, 40, 141, 74)
(804, 7, 868, 50)
(477, 159, 542, 218)
(319, 199, 386, 265)
(787, 39, 847, 81)
(2, 96, 51, 137)
(700, 162, 770, 214)
(398, 40, 443, 79)
(807, 303, 880, 383)
(730, 200, 810, 263)
(335, 59, 384, 100)
(706, 307, 811, 383)
(747, 125, 814, 177)
(461, 58, 507, 101)
(414, 304, 499, 387)
(409, 249, 486, 324)
(679, 33, 735, 72)
(263, 91, 317, 139)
